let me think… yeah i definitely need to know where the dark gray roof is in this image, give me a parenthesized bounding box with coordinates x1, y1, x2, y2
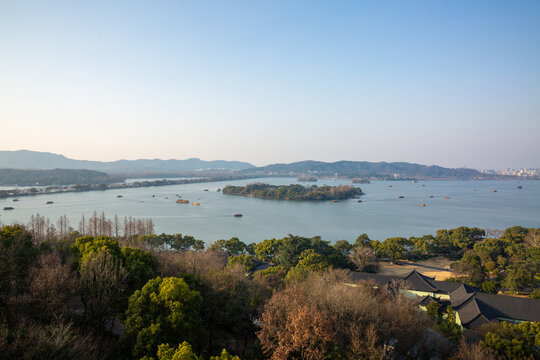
(349, 270, 540, 329)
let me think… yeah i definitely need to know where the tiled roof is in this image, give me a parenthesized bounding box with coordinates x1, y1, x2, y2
(349, 269, 540, 328)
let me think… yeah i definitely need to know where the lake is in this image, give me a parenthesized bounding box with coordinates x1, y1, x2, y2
(1, 178, 539, 244)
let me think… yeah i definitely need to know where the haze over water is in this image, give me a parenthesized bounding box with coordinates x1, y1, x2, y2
(1, 178, 538, 244)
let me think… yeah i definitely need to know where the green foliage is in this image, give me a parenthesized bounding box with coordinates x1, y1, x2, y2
(155, 341, 202, 360)
(296, 249, 329, 271)
(425, 301, 462, 343)
(353, 233, 372, 248)
(222, 183, 363, 201)
(138, 234, 204, 251)
(71, 235, 123, 268)
(502, 264, 535, 291)
(153, 342, 240, 360)
(481, 280, 499, 294)
(481, 321, 540, 359)
(375, 237, 412, 261)
(124, 277, 202, 358)
(254, 239, 282, 262)
(209, 348, 241, 360)
(333, 240, 353, 255)
(121, 247, 158, 292)
(0, 225, 37, 297)
(226, 254, 256, 272)
(210, 237, 247, 256)
(435, 227, 485, 257)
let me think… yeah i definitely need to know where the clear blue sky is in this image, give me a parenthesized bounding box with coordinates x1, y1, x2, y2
(1, 1, 539, 168)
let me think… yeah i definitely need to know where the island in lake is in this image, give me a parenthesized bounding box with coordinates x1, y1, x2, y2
(222, 183, 364, 201)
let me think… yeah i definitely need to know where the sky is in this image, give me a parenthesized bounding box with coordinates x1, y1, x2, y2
(1, 1, 539, 169)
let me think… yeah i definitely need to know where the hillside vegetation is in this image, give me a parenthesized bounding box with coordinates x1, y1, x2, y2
(0, 168, 116, 186)
(222, 183, 363, 200)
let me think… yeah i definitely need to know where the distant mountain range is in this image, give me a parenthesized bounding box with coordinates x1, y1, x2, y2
(0, 150, 502, 180)
(240, 160, 491, 180)
(0, 150, 255, 173)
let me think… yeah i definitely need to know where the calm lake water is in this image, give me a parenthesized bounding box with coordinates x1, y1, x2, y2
(1, 178, 539, 244)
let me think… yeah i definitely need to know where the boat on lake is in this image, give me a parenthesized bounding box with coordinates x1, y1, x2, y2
(117, 195, 123, 198)
(192, 202, 200, 206)
(204, 189, 209, 191)
(398, 196, 404, 199)
(492, 190, 497, 192)
(429, 195, 434, 198)
(332, 200, 340, 203)
(444, 196, 450, 199)
(418, 203, 426, 207)
(13, 199, 18, 202)
(176, 199, 189, 204)
(46, 201, 53, 204)
(3, 207, 14, 210)
(233, 213, 243, 217)
(357, 200, 362, 203)
(517, 186, 522, 189)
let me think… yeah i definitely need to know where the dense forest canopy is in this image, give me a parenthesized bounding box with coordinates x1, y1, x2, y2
(0, 214, 538, 359)
(222, 183, 364, 201)
(0, 168, 118, 186)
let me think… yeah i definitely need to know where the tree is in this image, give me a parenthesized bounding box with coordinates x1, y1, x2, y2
(258, 271, 432, 359)
(0, 225, 36, 298)
(349, 247, 377, 272)
(71, 235, 122, 268)
(210, 237, 247, 256)
(123, 276, 202, 358)
(254, 239, 282, 262)
(155, 342, 202, 360)
(354, 233, 372, 248)
(121, 246, 157, 292)
(480, 321, 540, 359)
(376, 237, 412, 261)
(333, 240, 353, 255)
(227, 255, 255, 273)
(79, 250, 128, 330)
(29, 252, 78, 321)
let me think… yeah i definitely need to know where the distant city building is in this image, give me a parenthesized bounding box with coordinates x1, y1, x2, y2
(481, 168, 540, 177)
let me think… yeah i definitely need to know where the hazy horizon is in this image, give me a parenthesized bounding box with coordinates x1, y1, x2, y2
(1, 1, 539, 169)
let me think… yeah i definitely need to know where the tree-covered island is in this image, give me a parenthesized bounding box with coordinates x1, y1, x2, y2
(222, 183, 364, 201)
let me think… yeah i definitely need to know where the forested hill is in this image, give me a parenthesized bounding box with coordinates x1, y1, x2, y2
(0, 169, 116, 186)
(240, 160, 491, 180)
(0, 150, 254, 173)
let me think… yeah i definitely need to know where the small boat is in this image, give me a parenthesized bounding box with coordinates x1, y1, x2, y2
(353, 195, 361, 199)
(13, 199, 18, 202)
(176, 199, 189, 204)
(117, 195, 123, 198)
(45, 201, 54, 204)
(165, 197, 168, 199)
(429, 195, 434, 198)
(152, 195, 155, 197)
(233, 213, 243, 217)
(412, 180, 417, 183)
(517, 186, 522, 189)
(492, 190, 497, 193)
(332, 200, 340, 203)
(203, 189, 209, 192)
(192, 202, 200, 206)
(421, 184, 426, 187)
(357, 200, 362, 203)
(217, 188, 221, 192)
(388, 185, 393, 187)
(398, 196, 405, 199)
(418, 203, 426, 207)
(444, 196, 450, 199)
(3, 207, 14, 210)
